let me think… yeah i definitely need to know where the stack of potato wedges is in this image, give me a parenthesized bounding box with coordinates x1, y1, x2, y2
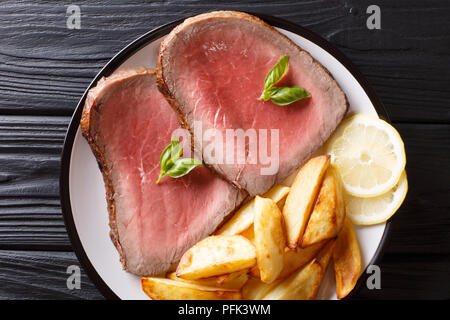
(142, 155, 362, 300)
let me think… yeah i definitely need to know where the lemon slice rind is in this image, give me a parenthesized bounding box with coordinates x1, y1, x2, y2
(344, 171, 408, 225)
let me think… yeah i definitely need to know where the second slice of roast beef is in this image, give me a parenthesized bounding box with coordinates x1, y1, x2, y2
(157, 11, 348, 195)
(81, 68, 246, 276)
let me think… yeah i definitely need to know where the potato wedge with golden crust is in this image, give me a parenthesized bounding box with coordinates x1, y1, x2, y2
(217, 200, 255, 236)
(214, 270, 249, 289)
(283, 155, 330, 248)
(333, 218, 362, 299)
(176, 235, 256, 280)
(167, 270, 249, 290)
(302, 168, 346, 247)
(142, 277, 241, 300)
(262, 185, 291, 210)
(253, 196, 285, 283)
(250, 241, 325, 280)
(315, 239, 336, 270)
(278, 241, 325, 279)
(263, 259, 322, 300)
(242, 277, 281, 300)
(217, 185, 290, 235)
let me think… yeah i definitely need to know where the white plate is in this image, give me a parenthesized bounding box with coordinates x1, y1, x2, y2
(60, 15, 390, 300)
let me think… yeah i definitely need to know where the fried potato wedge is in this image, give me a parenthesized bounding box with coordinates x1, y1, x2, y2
(283, 155, 330, 248)
(217, 185, 290, 235)
(253, 196, 285, 283)
(214, 271, 249, 290)
(217, 199, 254, 236)
(167, 270, 249, 290)
(262, 184, 291, 211)
(176, 235, 256, 280)
(250, 241, 324, 280)
(333, 218, 362, 299)
(278, 241, 325, 279)
(263, 259, 322, 300)
(142, 277, 241, 300)
(302, 168, 346, 247)
(241, 277, 281, 300)
(316, 239, 336, 270)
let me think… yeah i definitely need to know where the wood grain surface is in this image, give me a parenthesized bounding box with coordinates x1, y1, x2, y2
(0, 0, 448, 299)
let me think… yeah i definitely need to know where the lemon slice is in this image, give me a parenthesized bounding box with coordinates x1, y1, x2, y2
(344, 171, 408, 225)
(325, 114, 406, 197)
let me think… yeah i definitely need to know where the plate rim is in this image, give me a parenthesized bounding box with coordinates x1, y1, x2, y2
(60, 12, 391, 300)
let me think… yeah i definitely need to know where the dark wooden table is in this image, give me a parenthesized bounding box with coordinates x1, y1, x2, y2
(0, 0, 449, 300)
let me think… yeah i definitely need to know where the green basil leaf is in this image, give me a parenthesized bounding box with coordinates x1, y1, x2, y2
(165, 158, 203, 178)
(157, 138, 183, 184)
(267, 86, 311, 106)
(257, 55, 311, 106)
(159, 138, 182, 171)
(263, 55, 289, 90)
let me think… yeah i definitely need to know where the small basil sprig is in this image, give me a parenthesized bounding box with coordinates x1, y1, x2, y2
(156, 137, 202, 184)
(258, 55, 311, 106)
(262, 55, 289, 92)
(264, 86, 311, 106)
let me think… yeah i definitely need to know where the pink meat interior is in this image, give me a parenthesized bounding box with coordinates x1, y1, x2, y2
(167, 20, 346, 194)
(94, 74, 242, 274)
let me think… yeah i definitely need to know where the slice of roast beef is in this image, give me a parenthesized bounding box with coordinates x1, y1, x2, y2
(81, 68, 246, 276)
(157, 11, 348, 195)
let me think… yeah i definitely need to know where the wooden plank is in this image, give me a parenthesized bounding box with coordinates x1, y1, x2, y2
(326, 1, 450, 123)
(0, 197, 70, 250)
(0, 115, 67, 199)
(0, 116, 71, 249)
(0, 0, 448, 122)
(385, 124, 450, 255)
(355, 253, 450, 299)
(344, 51, 450, 124)
(0, 250, 103, 299)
